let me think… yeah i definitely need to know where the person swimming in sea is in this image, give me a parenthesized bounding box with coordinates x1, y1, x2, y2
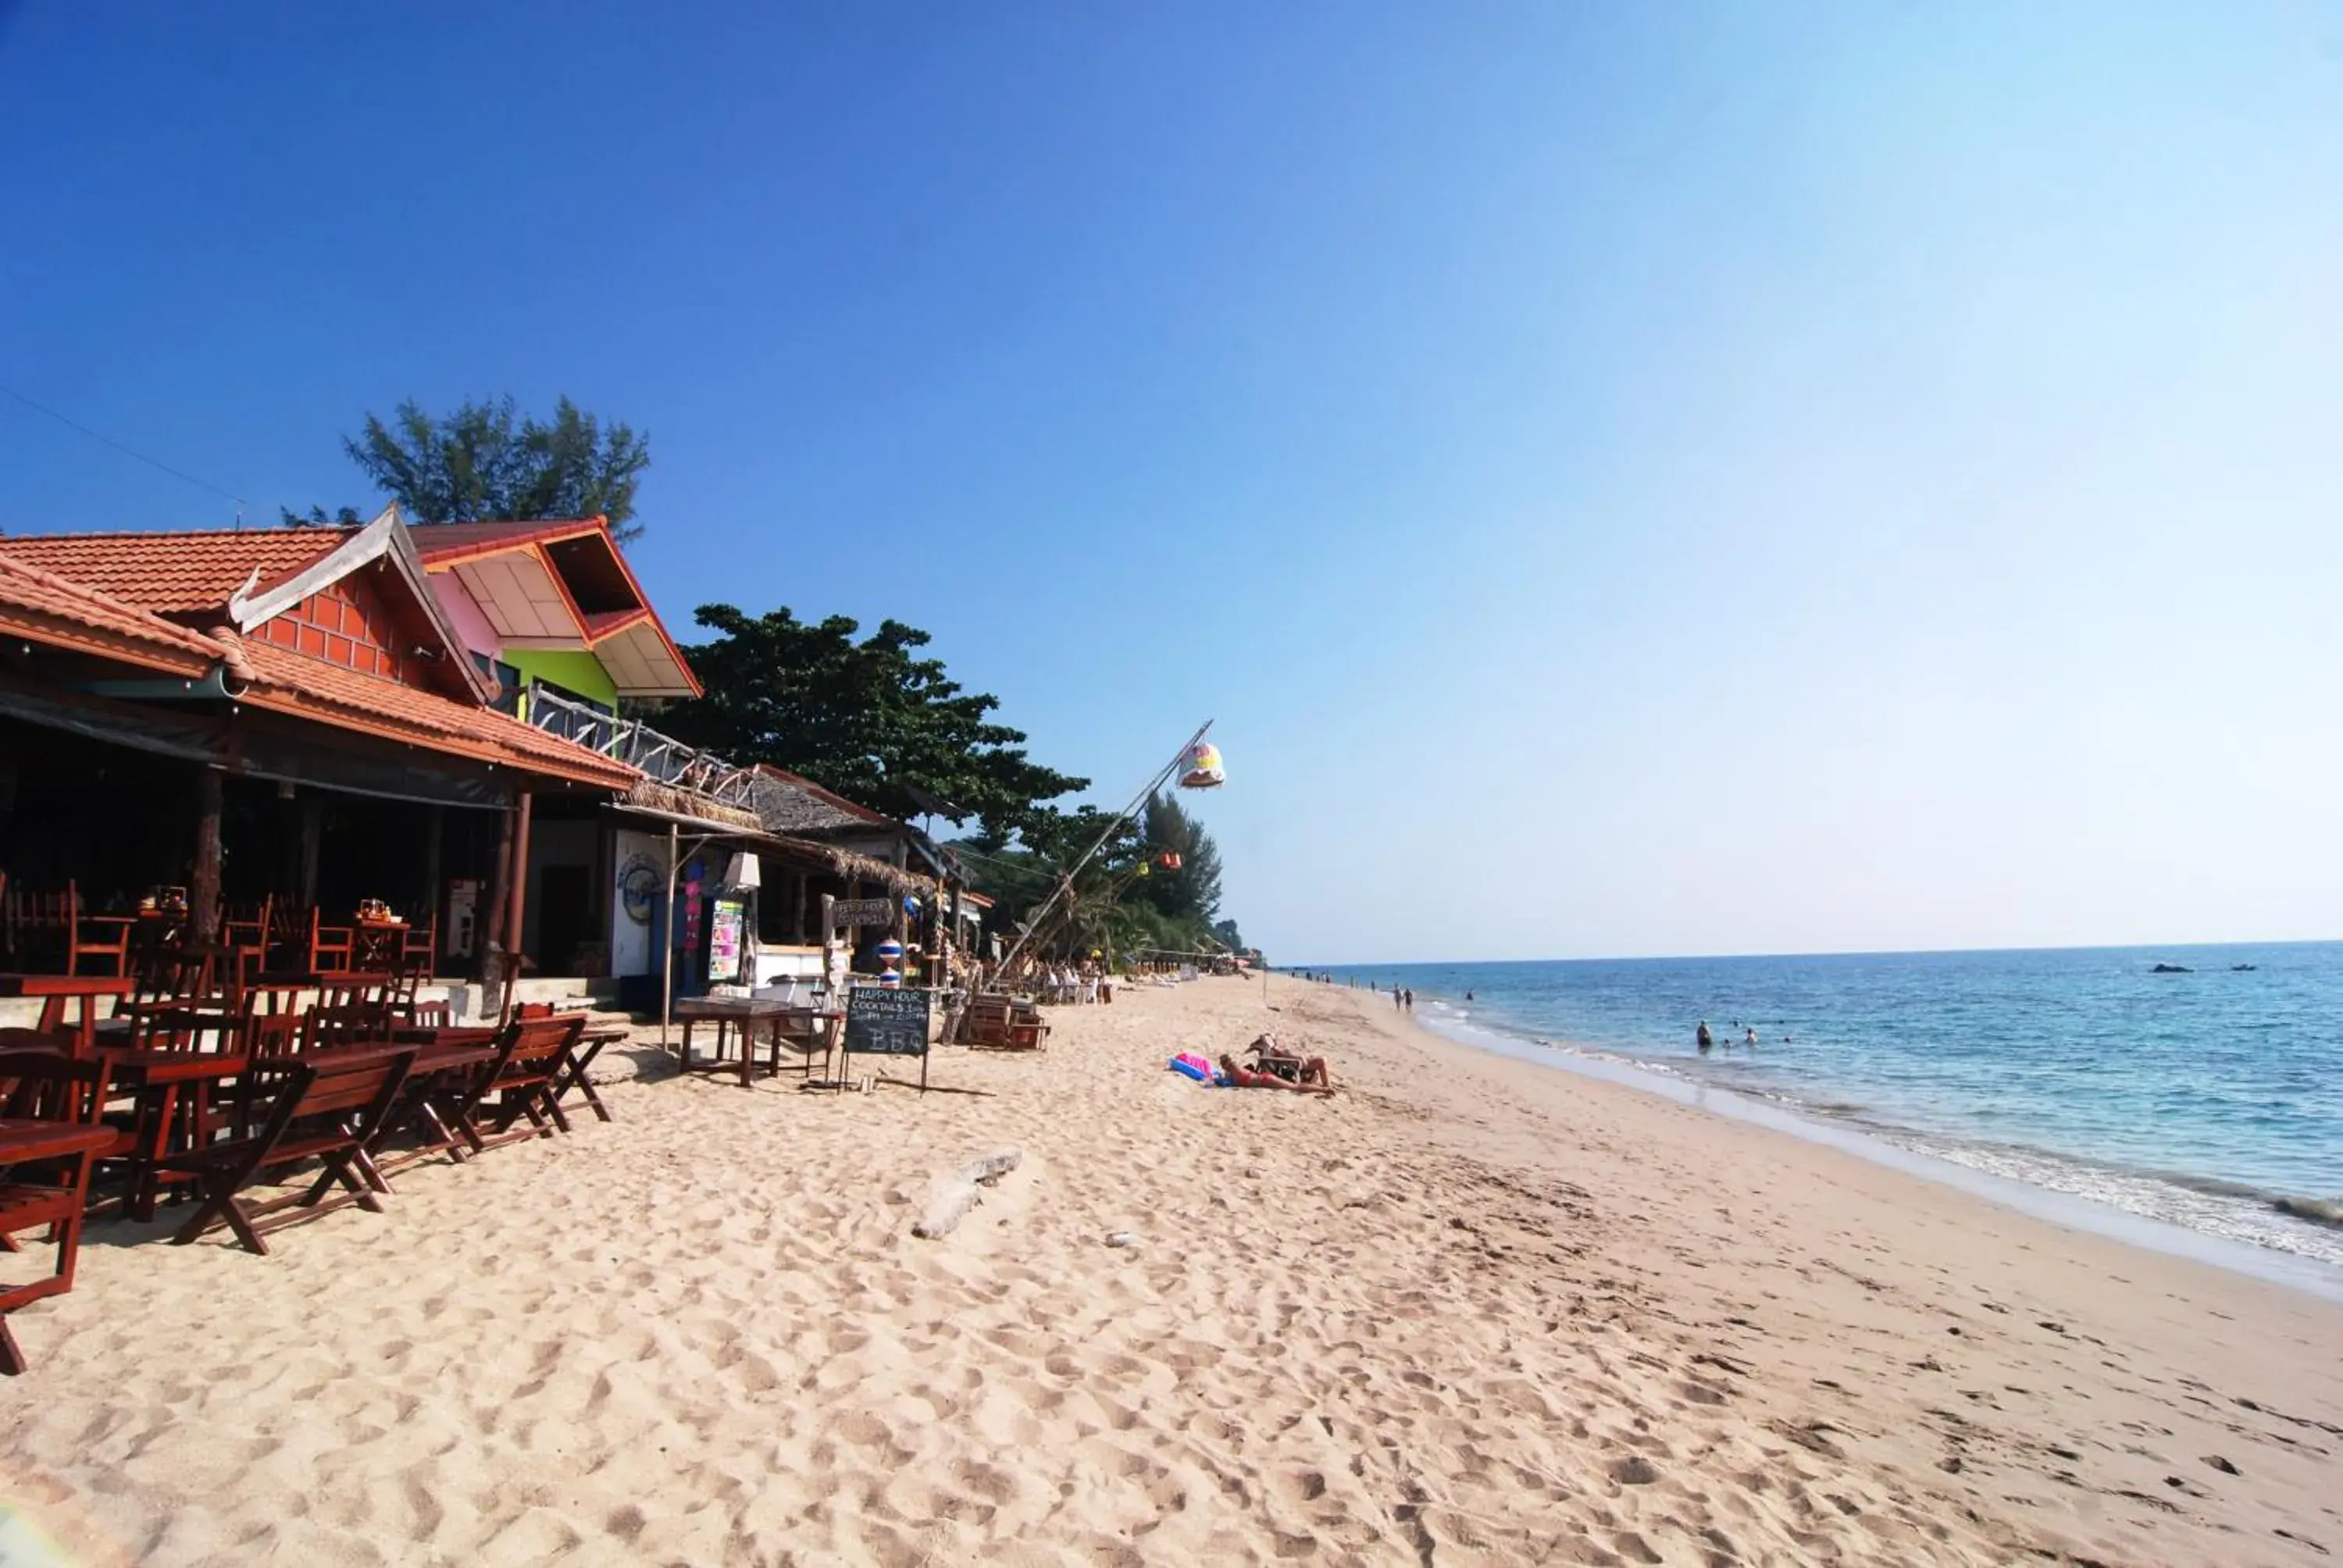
(1696, 1021, 1714, 1052)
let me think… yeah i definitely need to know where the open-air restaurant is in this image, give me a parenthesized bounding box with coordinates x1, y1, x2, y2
(0, 511, 971, 1374)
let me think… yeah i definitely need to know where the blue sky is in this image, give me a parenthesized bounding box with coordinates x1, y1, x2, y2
(5, 2, 2340, 962)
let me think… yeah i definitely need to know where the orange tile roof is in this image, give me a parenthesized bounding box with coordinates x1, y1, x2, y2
(0, 528, 349, 612)
(408, 519, 605, 564)
(0, 547, 224, 675)
(226, 636, 640, 789)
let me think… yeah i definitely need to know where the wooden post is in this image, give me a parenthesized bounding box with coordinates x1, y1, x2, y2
(421, 805, 444, 950)
(819, 892, 837, 1003)
(479, 800, 515, 984)
(190, 767, 223, 942)
(661, 822, 679, 1052)
(507, 789, 534, 970)
(297, 793, 323, 907)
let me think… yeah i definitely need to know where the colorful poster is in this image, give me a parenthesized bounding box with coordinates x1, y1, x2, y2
(709, 896, 745, 982)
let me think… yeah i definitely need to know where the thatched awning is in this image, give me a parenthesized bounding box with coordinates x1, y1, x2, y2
(625, 779, 762, 833)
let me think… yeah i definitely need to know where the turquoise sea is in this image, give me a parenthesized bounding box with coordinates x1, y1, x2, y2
(1315, 943, 2343, 1278)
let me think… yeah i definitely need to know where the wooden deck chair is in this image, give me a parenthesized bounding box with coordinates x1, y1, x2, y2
(0, 1053, 116, 1374)
(162, 1049, 416, 1256)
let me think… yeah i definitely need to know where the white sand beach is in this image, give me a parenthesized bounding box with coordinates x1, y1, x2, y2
(5, 976, 2339, 1566)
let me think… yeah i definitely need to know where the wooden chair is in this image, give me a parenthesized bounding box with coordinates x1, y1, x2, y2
(162, 1050, 417, 1256)
(10, 889, 65, 971)
(398, 911, 438, 977)
(123, 945, 218, 1018)
(0, 1053, 116, 1374)
(455, 1014, 584, 1156)
(66, 885, 132, 978)
(303, 977, 391, 1052)
(218, 896, 273, 987)
(307, 909, 354, 974)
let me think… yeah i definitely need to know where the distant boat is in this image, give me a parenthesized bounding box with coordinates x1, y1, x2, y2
(2151, 962, 2192, 974)
(2231, 963, 2257, 972)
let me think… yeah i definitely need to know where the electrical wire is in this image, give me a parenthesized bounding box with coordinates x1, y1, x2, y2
(0, 383, 251, 511)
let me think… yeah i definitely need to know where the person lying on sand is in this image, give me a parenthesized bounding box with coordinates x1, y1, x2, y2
(1218, 1053, 1335, 1093)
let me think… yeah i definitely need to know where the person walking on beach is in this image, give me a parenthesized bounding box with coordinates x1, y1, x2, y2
(1393, 984, 1403, 1010)
(1403, 988, 1414, 1011)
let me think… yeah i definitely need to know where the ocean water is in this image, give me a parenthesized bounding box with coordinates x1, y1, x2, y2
(1311, 944, 2343, 1276)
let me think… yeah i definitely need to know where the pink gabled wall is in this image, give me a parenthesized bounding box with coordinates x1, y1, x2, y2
(426, 569, 501, 660)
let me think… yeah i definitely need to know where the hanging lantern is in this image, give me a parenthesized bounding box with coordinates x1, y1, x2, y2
(879, 968, 903, 989)
(1156, 851, 1182, 871)
(1179, 740, 1225, 789)
(875, 938, 905, 965)
(902, 895, 921, 918)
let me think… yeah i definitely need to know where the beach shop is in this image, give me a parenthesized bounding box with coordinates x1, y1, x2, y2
(0, 513, 640, 1009)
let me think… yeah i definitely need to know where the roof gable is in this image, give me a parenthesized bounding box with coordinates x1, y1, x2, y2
(411, 515, 701, 698)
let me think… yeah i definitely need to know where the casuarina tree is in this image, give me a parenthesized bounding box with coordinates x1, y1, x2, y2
(662, 604, 1086, 843)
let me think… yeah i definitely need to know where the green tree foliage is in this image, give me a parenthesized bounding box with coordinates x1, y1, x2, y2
(958, 791, 1231, 963)
(662, 604, 1087, 840)
(1137, 791, 1222, 928)
(278, 504, 366, 528)
(341, 396, 652, 541)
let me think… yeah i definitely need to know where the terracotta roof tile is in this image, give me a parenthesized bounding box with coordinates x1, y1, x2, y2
(0, 528, 350, 612)
(230, 637, 640, 789)
(408, 519, 605, 563)
(0, 547, 225, 674)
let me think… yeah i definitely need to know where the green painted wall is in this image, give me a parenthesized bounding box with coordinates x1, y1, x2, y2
(508, 648, 619, 713)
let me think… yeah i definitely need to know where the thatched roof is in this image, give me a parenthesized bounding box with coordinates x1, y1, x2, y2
(747, 765, 898, 839)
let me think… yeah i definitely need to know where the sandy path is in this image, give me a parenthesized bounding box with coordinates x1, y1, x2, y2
(2, 977, 2337, 1566)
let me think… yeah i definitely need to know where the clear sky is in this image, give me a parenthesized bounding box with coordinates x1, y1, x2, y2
(4, 2, 2339, 963)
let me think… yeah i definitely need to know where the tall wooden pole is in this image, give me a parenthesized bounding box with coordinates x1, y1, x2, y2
(479, 799, 515, 984)
(506, 789, 534, 970)
(190, 767, 223, 942)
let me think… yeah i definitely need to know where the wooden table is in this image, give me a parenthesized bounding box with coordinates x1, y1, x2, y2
(0, 1120, 117, 1375)
(86, 1048, 255, 1220)
(351, 919, 409, 971)
(674, 998, 826, 1089)
(559, 1026, 626, 1121)
(0, 975, 136, 1054)
(312, 1036, 505, 1169)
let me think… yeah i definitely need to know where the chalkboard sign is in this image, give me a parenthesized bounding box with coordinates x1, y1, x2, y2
(830, 898, 897, 929)
(843, 985, 931, 1057)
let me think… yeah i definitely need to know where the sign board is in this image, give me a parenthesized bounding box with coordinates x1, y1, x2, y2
(830, 897, 898, 929)
(843, 985, 931, 1057)
(709, 896, 746, 982)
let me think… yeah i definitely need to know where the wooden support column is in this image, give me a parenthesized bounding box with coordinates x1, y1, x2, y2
(297, 793, 323, 907)
(506, 789, 534, 971)
(421, 805, 444, 943)
(479, 798, 516, 983)
(190, 767, 223, 942)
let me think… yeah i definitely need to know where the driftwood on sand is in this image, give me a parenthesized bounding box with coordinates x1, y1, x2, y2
(911, 1146, 1024, 1238)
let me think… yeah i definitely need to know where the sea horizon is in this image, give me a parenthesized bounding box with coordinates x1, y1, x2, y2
(1287, 943, 2343, 1289)
(1286, 934, 2342, 969)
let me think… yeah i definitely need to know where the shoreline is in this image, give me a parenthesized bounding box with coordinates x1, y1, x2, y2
(1396, 996, 2343, 1304)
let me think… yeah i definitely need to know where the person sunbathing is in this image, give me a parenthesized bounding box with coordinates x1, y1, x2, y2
(1219, 1053, 1335, 1092)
